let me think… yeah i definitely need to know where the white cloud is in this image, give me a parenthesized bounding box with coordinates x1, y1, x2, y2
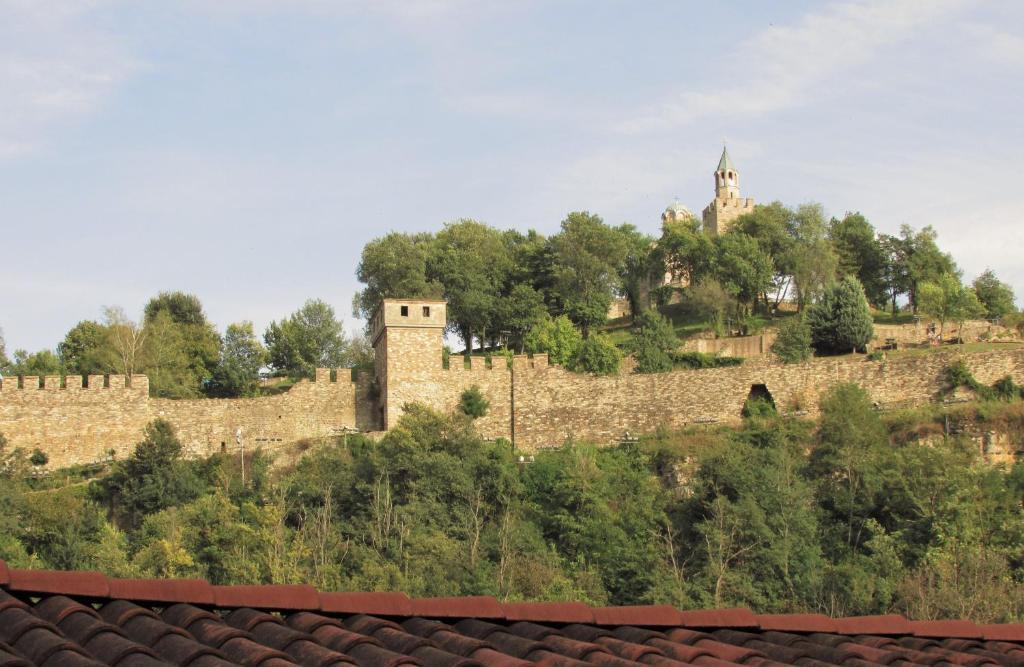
(0, 0, 138, 158)
(620, 0, 972, 133)
(967, 24, 1024, 67)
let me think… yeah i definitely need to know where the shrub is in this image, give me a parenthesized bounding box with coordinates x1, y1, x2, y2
(670, 351, 742, 369)
(29, 448, 48, 467)
(991, 376, 1022, 402)
(866, 350, 884, 362)
(806, 276, 874, 354)
(742, 397, 777, 419)
(459, 385, 490, 419)
(629, 309, 678, 374)
(569, 334, 622, 375)
(772, 317, 813, 364)
(524, 315, 582, 366)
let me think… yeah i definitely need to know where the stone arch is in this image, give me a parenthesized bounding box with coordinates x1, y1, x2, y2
(742, 383, 776, 417)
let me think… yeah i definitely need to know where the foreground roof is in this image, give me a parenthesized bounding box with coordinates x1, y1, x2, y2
(0, 562, 1022, 667)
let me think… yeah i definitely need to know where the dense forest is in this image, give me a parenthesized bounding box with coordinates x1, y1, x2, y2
(1, 382, 1022, 622)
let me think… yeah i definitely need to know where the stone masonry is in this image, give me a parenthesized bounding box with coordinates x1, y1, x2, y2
(3, 297, 1024, 467)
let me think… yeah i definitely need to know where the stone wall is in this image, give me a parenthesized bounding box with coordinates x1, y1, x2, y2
(0, 370, 371, 468)
(510, 348, 1024, 450)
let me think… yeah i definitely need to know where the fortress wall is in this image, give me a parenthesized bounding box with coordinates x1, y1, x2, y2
(0, 371, 366, 468)
(510, 349, 1024, 450)
(0, 375, 151, 467)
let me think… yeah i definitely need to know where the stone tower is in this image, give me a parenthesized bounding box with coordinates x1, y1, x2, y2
(370, 298, 447, 430)
(701, 146, 755, 235)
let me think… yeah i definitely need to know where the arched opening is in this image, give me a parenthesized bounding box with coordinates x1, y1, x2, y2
(742, 383, 777, 418)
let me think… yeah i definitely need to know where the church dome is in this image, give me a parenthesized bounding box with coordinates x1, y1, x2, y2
(662, 200, 693, 222)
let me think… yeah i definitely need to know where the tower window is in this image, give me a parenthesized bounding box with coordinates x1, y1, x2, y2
(422, 306, 430, 317)
(400, 305, 409, 316)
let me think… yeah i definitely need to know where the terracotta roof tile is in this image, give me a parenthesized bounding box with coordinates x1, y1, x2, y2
(2, 570, 1024, 667)
(911, 619, 984, 639)
(321, 591, 414, 616)
(502, 602, 594, 624)
(7, 569, 109, 598)
(679, 608, 760, 629)
(980, 624, 1024, 642)
(833, 614, 913, 636)
(756, 614, 836, 633)
(411, 597, 505, 620)
(108, 578, 215, 605)
(213, 584, 320, 611)
(593, 606, 684, 627)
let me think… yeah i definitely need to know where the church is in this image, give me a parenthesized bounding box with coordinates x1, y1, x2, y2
(661, 146, 756, 235)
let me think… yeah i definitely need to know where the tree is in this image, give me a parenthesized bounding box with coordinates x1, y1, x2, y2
(629, 309, 678, 374)
(878, 234, 912, 315)
(806, 277, 874, 354)
(8, 349, 62, 376)
(972, 269, 1016, 319)
(495, 283, 547, 353)
(656, 216, 715, 289)
(550, 212, 628, 337)
(686, 280, 737, 335)
(428, 220, 513, 352)
(569, 334, 622, 376)
(265, 300, 349, 379)
(354, 232, 442, 320)
(523, 315, 582, 366)
(829, 212, 886, 306)
(143, 292, 221, 391)
(210, 322, 267, 397)
(59, 320, 115, 376)
(459, 385, 489, 419)
(811, 383, 891, 557)
(714, 232, 774, 316)
(91, 419, 204, 529)
(732, 201, 795, 309)
(901, 225, 958, 312)
(917, 274, 985, 343)
(616, 224, 657, 321)
(103, 306, 146, 380)
(771, 317, 812, 364)
(141, 310, 195, 398)
(0, 327, 9, 374)
(789, 204, 838, 312)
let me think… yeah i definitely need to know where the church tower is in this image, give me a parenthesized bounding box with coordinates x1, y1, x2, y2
(702, 146, 755, 236)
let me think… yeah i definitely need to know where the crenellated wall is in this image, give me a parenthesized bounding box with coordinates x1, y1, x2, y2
(0, 370, 374, 468)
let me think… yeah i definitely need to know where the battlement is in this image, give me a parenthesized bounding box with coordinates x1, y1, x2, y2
(441, 354, 550, 372)
(0, 374, 149, 393)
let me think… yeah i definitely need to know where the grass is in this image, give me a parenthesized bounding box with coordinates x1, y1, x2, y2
(602, 302, 796, 347)
(871, 308, 917, 325)
(883, 341, 1022, 360)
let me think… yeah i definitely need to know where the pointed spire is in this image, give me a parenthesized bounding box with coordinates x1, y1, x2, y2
(717, 146, 735, 173)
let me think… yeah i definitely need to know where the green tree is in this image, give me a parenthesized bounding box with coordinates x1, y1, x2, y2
(569, 333, 622, 375)
(354, 232, 442, 320)
(878, 234, 912, 315)
(428, 220, 513, 351)
(495, 283, 547, 353)
(714, 232, 774, 316)
(732, 201, 795, 310)
(972, 269, 1016, 319)
(806, 277, 874, 354)
(143, 291, 221, 388)
(210, 321, 267, 397)
(523, 315, 582, 366)
(59, 320, 116, 376)
(459, 385, 490, 419)
(900, 225, 958, 312)
(771, 316, 812, 364)
(265, 299, 348, 378)
(550, 212, 628, 336)
(8, 349, 62, 376)
(615, 224, 657, 321)
(917, 274, 985, 343)
(92, 419, 205, 529)
(0, 327, 9, 374)
(141, 310, 195, 398)
(656, 216, 715, 288)
(629, 309, 678, 374)
(828, 212, 886, 306)
(789, 203, 838, 312)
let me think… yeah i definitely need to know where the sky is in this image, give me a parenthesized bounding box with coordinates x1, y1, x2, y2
(1, 0, 1022, 352)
